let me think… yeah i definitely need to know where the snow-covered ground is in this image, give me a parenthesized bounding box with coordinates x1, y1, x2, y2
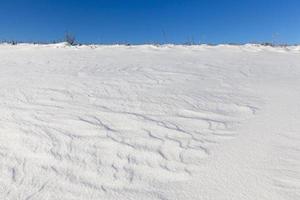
(0, 44, 299, 200)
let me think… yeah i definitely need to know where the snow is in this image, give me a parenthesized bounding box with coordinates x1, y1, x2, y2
(0, 43, 299, 200)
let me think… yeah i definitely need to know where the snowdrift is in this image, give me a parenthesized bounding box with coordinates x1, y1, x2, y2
(0, 44, 299, 200)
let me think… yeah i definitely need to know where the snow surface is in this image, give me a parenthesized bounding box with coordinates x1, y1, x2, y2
(0, 44, 299, 200)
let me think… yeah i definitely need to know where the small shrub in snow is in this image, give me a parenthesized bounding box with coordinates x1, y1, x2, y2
(65, 32, 76, 46)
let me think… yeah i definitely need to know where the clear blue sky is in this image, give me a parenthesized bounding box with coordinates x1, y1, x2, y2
(0, 0, 299, 44)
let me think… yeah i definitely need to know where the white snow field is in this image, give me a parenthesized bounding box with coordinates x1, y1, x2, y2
(0, 44, 299, 200)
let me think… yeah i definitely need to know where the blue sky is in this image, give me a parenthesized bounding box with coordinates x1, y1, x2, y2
(0, 0, 299, 44)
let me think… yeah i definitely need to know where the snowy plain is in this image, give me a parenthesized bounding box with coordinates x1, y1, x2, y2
(0, 43, 299, 200)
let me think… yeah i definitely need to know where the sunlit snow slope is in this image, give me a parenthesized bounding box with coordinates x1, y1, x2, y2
(0, 44, 299, 200)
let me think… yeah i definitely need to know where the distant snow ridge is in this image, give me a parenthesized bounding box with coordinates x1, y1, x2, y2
(0, 44, 299, 200)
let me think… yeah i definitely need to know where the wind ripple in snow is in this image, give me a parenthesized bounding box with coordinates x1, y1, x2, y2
(0, 45, 274, 200)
